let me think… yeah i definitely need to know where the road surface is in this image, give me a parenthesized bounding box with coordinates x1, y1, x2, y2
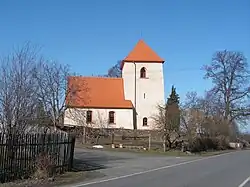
(69, 149, 250, 187)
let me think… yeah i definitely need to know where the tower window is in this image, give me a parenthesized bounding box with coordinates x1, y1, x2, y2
(140, 67, 146, 78)
(86, 110, 92, 123)
(144, 93, 146, 99)
(143, 117, 148, 126)
(109, 111, 115, 124)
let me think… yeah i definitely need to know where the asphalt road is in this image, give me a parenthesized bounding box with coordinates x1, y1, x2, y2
(69, 148, 250, 187)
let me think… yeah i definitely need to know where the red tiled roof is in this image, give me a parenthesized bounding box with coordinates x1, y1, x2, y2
(121, 39, 164, 69)
(66, 76, 133, 109)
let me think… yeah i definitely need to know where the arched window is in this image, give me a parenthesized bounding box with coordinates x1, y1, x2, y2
(86, 110, 92, 123)
(143, 117, 148, 126)
(140, 67, 146, 78)
(109, 111, 115, 124)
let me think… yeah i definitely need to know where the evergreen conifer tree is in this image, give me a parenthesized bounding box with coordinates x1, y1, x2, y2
(167, 85, 180, 105)
(165, 85, 180, 131)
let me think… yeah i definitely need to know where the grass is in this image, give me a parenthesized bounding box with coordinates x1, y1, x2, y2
(197, 149, 237, 157)
(75, 143, 237, 157)
(46, 170, 105, 187)
(103, 147, 237, 157)
(0, 171, 105, 187)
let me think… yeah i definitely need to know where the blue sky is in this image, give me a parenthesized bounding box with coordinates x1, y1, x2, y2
(0, 0, 250, 102)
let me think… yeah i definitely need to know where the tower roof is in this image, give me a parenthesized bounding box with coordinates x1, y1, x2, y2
(121, 40, 164, 69)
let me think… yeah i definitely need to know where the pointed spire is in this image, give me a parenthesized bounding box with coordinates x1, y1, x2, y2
(123, 40, 164, 63)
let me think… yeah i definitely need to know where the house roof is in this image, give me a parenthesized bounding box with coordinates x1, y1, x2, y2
(66, 76, 133, 109)
(121, 39, 164, 69)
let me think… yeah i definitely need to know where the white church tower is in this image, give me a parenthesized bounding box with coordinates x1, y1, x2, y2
(121, 40, 165, 129)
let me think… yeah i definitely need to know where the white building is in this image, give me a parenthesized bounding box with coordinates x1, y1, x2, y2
(64, 40, 165, 130)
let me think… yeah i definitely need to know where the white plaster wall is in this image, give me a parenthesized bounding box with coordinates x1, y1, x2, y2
(64, 108, 134, 129)
(122, 62, 165, 129)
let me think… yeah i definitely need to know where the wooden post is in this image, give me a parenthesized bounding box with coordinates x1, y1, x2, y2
(148, 133, 151, 151)
(111, 131, 114, 144)
(68, 136, 76, 171)
(163, 135, 166, 152)
(111, 131, 115, 148)
(83, 126, 87, 144)
(181, 140, 184, 152)
(163, 128, 167, 152)
(82, 126, 86, 144)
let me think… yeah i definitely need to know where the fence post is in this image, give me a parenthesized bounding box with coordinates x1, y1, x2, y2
(68, 135, 76, 171)
(83, 126, 86, 144)
(111, 131, 115, 148)
(148, 133, 151, 151)
(163, 136, 166, 152)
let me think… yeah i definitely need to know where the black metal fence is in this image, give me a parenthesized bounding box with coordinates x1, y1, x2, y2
(0, 132, 76, 183)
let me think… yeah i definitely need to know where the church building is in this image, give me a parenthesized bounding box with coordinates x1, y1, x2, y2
(64, 40, 165, 130)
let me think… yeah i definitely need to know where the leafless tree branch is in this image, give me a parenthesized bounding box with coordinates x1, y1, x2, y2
(203, 50, 250, 123)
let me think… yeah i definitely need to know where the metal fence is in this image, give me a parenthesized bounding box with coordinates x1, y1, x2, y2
(0, 132, 75, 183)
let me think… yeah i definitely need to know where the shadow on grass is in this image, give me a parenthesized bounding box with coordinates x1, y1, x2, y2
(72, 158, 107, 172)
(72, 151, 133, 172)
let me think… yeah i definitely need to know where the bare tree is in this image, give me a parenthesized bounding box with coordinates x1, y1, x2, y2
(95, 111, 109, 129)
(152, 104, 180, 151)
(180, 92, 205, 149)
(0, 42, 39, 134)
(64, 108, 87, 143)
(65, 108, 86, 127)
(92, 111, 110, 144)
(203, 50, 250, 124)
(33, 61, 76, 130)
(0, 42, 81, 134)
(106, 60, 122, 77)
(181, 90, 238, 151)
(152, 87, 181, 151)
(66, 108, 110, 144)
(181, 92, 201, 110)
(182, 91, 237, 136)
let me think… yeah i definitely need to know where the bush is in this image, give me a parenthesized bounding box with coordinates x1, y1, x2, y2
(189, 136, 229, 152)
(214, 136, 229, 150)
(33, 152, 56, 179)
(190, 138, 206, 152)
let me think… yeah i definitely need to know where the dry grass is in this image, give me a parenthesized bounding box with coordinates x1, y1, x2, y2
(104, 147, 237, 157)
(0, 150, 106, 187)
(75, 142, 237, 157)
(0, 171, 104, 187)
